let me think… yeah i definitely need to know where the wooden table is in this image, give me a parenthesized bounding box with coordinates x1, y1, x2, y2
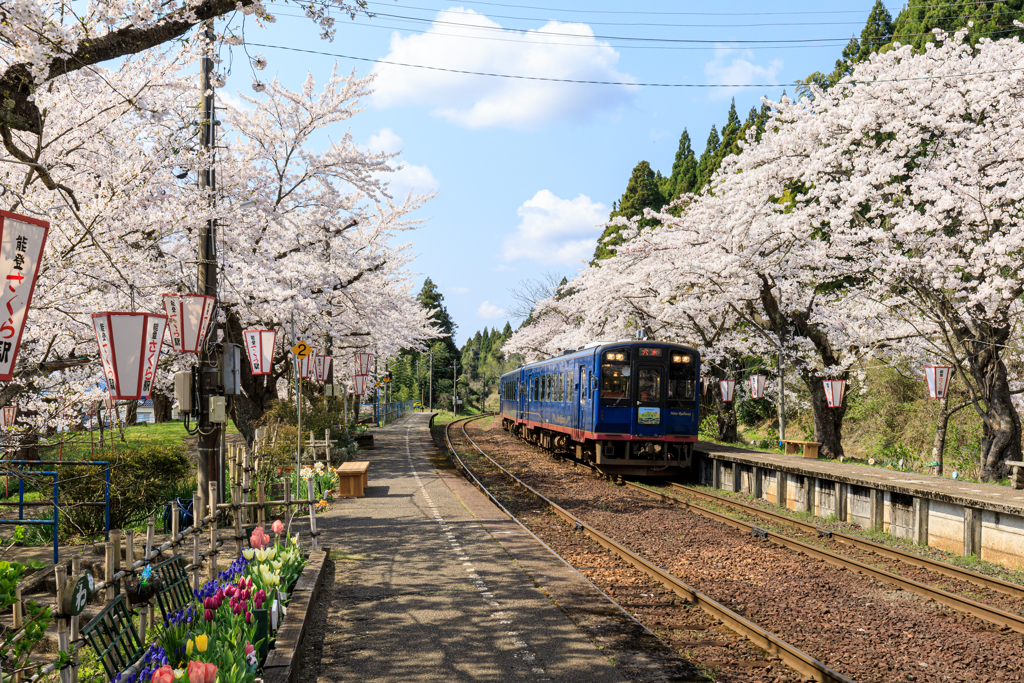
(1006, 460, 1024, 489)
(783, 440, 822, 459)
(337, 461, 370, 498)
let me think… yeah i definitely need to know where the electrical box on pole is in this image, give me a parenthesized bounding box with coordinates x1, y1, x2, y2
(219, 343, 242, 395)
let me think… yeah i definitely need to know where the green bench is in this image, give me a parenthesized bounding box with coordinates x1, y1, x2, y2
(81, 594, 144, 680)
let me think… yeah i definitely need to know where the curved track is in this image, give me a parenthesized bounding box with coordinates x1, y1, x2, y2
(444, 414, 855, 683)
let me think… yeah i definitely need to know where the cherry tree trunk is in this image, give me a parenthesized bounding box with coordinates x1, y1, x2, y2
(976, 357, 1022, 481)
(807, 377, 846, 459)
(711, 380, 737, 443)
(930, 392, 950, 476)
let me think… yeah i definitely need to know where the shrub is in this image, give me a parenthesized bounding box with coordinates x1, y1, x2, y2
(57, 444, 190, 536)
(737, 398, 775, 427)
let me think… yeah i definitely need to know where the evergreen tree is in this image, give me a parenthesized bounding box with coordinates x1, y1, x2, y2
(416, 277, 459, 356)
(592, 161, 667, 261)
(695, 125, 721, 190)
(892, 0, 1024, 52)
(668, 129, 698, 200)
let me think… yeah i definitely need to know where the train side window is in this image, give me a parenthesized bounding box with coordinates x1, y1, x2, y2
(565, 371, 571, 401)
(557, 373, 563, 402)
(547, 375, 552, 401)
(599, 348, 631, 407)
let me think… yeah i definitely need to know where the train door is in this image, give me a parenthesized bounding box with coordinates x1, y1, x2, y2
(517, 372, 527, 423)
(572, 365, 587, 441)
(631, 365, 665, 439)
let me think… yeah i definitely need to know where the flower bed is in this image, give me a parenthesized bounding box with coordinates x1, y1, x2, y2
(114, 520, 306, 683)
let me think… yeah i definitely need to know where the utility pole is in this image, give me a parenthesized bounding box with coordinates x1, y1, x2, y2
(197, 20, 222, 514)
(777, 279, 786, 447)
(429, 349, 433, 412)
(453, 359, 458, 416)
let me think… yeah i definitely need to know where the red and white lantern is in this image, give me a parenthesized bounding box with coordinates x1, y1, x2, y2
(354, 374, 368, 396)
(92, 312, 168, 400)
(162, 294, 215, 354)
(313, 355, 332, 382)
(298, 346, 317, 380)
(355, 352, 373, 376)
(924, 366, 953, 400)
(822, 379, 846, 408)
(0, 211, 49, 382)
(243, 329, 277, 376)
(749, 374, 767, 399)
(720, 380, 735, 403)
(0, 406, 16, 429)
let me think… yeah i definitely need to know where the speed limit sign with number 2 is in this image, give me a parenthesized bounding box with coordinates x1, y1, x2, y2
(291, 341, 312, 359)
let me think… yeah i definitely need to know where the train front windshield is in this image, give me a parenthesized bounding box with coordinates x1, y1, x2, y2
(668, 351, 697, 409)
(600, 349, 631, 407)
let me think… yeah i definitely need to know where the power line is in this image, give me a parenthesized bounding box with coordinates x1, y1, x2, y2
(246, 41, 1024, 87)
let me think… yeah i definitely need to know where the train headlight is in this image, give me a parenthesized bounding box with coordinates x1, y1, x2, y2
(672, 355, 691, 364)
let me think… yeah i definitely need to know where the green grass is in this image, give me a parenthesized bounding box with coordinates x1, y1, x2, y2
(37, 420, 240, 461)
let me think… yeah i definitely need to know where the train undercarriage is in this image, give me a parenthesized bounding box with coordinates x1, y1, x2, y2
(502, 418, 694, 477)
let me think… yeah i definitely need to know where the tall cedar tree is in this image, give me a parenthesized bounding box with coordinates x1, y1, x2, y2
(891, 0, 1024, 51)
(799, 0, 894, 92)
(592, 161, 667, 261)
(695, 125, 721, 190)
(417, 278, 459, 357)
(667, 129, 698, 200)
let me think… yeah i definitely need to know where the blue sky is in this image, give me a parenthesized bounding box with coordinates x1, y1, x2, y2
(219, 0, 894, 344)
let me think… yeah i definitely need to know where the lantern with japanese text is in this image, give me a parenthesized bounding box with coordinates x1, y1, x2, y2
(298, 346, 317, 380)
(0, 211, 49, 382)
(162, 294, 215, 354)
(92, 313, 168, 400)
(355, 352, 373, 377)
(0, 406, 16, 429)
(243, 329, 277, 376)
(749, 374, 767, 399)
(924, 366, 953, 400)
(720, 380, 735, 403)
(354, 374, 368, 396)
(313, 355, 332, 382)
(823, 379, 847, 408)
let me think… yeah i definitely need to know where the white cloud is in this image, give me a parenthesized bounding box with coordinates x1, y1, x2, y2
(448, 286, 470, 295)
(703, 47, 783, 99)
(371, 8, 637, 129)
(478, 301, 508, 319)
(502, 190, 606, 265)
(494, 264, 515, 273)
(366, 128, 441, 197)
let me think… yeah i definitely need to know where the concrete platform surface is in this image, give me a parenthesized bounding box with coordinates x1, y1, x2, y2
(700, 440, 1024, 516)
(305, 413, 627, 682)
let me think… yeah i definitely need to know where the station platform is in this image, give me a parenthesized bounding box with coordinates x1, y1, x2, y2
(696, 441, 1024, 570)
(295, 414, 682, 683)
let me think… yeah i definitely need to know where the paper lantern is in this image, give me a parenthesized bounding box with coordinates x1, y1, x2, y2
(243, 329, 277, 376)
(822, 379, 846, 408)
(162, 294, 215, 354)
(924, 366, 953, 400)
(92, 312, 167, 400)
(0, 406, 16, 429)
(749, 374, 767, 399)
(313, 355, 332, 382)
(0, 211, 49, 382)
(355, 352, 373, 376)
(297, 346, 317, 380)
(720, 380, 735, 403)
(354, 373, 368, 396)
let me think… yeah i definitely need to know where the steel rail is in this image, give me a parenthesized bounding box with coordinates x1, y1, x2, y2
(617, 480, 1024, 634)
(447, 415, 855, 683)
(668, 483, 1024, 599)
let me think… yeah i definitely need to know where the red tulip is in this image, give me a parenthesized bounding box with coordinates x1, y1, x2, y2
(245, 610, 253, 624)
(233, 601, 243, 615)
(151, 665, 174, 683)
(245, 642, 255, 656)
(187, 660, 218, 683)
(204, 608, 213, 622)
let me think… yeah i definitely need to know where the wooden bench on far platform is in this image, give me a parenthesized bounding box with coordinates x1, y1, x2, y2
(783, 440, 822, 459)
(1006, 460, 1024, 489)
(336, 461, 370, 498)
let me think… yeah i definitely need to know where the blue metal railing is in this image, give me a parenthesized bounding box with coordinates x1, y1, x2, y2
(365, 401, 415, 426)
(0, 460, 111, 564)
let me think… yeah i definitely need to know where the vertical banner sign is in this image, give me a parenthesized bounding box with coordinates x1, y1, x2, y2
(162, 294, 215, 353)
(354, 374, 367, 395)
(356, 353, 373, 376)
(924, 366, 953, 399)
(313, 355, 332, 382)
(720, 380, 736, 403)
(823, 379, 847, 408)
(0, 406, 16, 429)
(92, 312, 168, 400)
(749, 374, 767, 400)
(0, 211, 49, 381)
(243, 329, 277, 375)
(298, 346, 317, 380)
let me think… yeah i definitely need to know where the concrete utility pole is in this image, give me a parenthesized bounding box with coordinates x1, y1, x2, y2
(453, 359, 458, 415)
(777, 278, 786, 446)
(197, 20, 222, 514)
(429, 349, 433, 412)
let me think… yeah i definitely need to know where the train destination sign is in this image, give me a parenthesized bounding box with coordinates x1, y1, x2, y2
(639, 347, 662, 357)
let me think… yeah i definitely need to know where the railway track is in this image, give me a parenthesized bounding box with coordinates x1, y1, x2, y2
(444, 414, 855, 683)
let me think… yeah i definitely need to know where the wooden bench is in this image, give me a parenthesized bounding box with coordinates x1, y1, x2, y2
(336, 461, 370, 498)
(783, 440, 822, 459)
(1006, 460, 1024, 489)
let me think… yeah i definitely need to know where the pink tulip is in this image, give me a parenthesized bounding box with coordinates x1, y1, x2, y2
(245, 610, 253, 624)
(245, 642, 255, 656)
(151, 665, 174, 683)
(272, 519, 284, 534)
(250, 526, 267, 550)
(233, 601, 243, 615)
(187, 660, 217, 683)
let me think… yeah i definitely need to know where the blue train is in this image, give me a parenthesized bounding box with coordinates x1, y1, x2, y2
(500, 340, 700, 476)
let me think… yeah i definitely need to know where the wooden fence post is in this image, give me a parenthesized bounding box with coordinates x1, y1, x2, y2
(145, 514, 155, 633)
(110, 529, 121, 597)
(13, 585, 22, 683)
(242, 448, 251, 525)
(257, 482, 266, 526)
(233, 481, 243, 557)
(307, 479, 318, 552)
(283, 479, 292, 539)
(171, 499, 180, 541)
(192, 488, 201, 592)
(208, 482, 218, 580)
(104, 542, 115, 602)
(70, 556, 80, 683)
